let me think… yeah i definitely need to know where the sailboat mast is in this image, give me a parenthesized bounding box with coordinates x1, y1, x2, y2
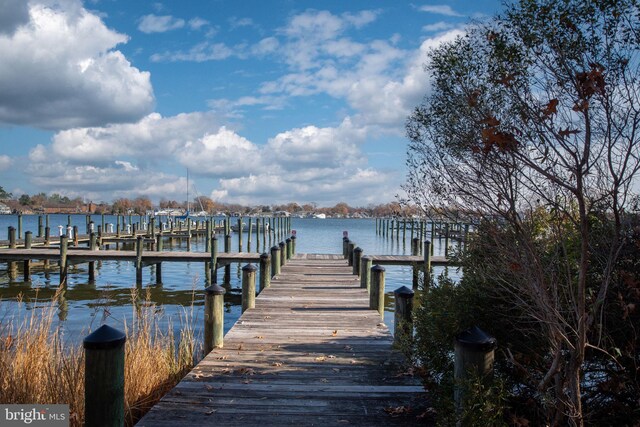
(186, 169, 190, 214)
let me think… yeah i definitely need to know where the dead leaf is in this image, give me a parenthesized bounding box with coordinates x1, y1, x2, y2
(384, 406, 411, 417)
(205, 409, 217, 415)
(315, 356, 327, 362)
(320, 378, 329, 383)
(331, 330, 338, 336)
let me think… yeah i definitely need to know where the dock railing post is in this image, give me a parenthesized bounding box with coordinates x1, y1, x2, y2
(204, 284, 226, 353)
(83, 325, 126, 427)
(23, 231, 32, 282)
(224, 233, 231, 285)
(347, 241, 355, 266)
(342, 236, 349, 258)
(424, 240, 431, 277)
(210, 235, 218, 284)
(89, 232, 97, 282)
(271, 245, 281, 277)
(285, 238, 292, 260)
(353, 247, 363, 276)
(8, 226, 16, 280)
(279, 241, 286, 266)
(59, 235, 68, 286)
(412, 238, 420, 288)
(290, 235, 296, 255)
(369, 265, 385, 318)
(241, 264, 257, 313)
(454, 326, 497, 415)
(393, 286, 414, 345)
(260, 252, 270, 290)
(38, 215, 43, 238)
(360, 256, 372, 291)
(155, 233, 163, 284)
(136, 235, 143, 285)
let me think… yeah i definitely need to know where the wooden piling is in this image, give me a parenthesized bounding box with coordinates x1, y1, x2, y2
(290, 235, 296, 255)
(38, 215, 44, 238)
(83, 325, 126, 427)
(241, 264, 257, 313)
(279, 241, 286, 266)
(394, 286, 414, 345)
(424, 240, 431, 276)
(259, 252, 270, 290)
(370, 265, 385, 318)
(204, 284, 226, 353)
(8, 226, 16, 280)
(23, 231, 32, 281)
(285, 238, 292, 260)
(237, 218, 243, 251)
(156, 233, 163, 284)
(59, 235, 68, 286)
(360, 256, 372, 290)
(347, 241, 355, 266)
(210, 235, 218, 284)
(136, 236, 143, 285)
(353, 247, 363, 276)
(89, 232, 97, 282)
(271, 245, 281, 277)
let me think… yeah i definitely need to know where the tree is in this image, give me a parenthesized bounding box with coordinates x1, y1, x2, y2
(18, 194, 31, 205)
(405, 0, 640, 425)
(0, 186, 12, 200)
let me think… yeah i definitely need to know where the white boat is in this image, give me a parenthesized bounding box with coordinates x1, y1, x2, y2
(313, 213, 326, 219)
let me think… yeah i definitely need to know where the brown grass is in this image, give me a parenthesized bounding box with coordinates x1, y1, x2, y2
(0, 286, 198, 426)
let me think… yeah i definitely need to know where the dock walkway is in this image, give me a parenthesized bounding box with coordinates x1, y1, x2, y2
(138, 254, 426, 426)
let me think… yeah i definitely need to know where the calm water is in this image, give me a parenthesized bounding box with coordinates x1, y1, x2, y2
(0, 215, 460, 343)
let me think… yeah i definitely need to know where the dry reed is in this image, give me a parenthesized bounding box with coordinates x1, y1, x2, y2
(0, 286, 198, 426)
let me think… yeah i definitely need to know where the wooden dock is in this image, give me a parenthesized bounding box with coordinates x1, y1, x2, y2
(137, 254, 426, 426)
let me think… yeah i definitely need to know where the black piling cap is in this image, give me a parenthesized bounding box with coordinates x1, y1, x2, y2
(455, 326, 496, 351)
(354, 247, 363, 253)
(372, 264, 385, 273)
(286, 238, 291, 243)
(205, 283, 226, 296)
(260, 252, 269, 260)
(279, 242, 286, 248)
(394, 286, 414, 297)
(271, 245, 280, 252)
(83, 324, 126, 350)
(242, 263, 257, 272)
(290, 235, 296, 240)
(343, 236, 349, 242)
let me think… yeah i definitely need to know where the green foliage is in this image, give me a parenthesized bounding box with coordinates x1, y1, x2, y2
(0, 186, 12, 200)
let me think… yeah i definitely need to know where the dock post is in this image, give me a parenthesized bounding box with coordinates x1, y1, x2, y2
(89, 232, 97, 282)
(285, 238, 292, 260)
(271, 245, 281, 277)
(241, 264, 257, 313)
(23, 231, 32, 282)
(444, 223, 450, 258)
(353, 247, 363, 276)
(247, 218, 252, 252)
(59, 235, 68, 286)
(210, 235, 218, 284)
(204, 284, 226, 353)
(347, 241, 355, 266)
(205, 220, 211, 253)
(412, 238, 420, 288)
(73, 225, 79, 246)
(343, 237, 349, 258)
(279, 241, 286, 266)
(424, 240, 431, 277)
(394, 286, 414, 345)
(7, 227, 16, 279)
(45, 226, 50, 245)
(360, 256, 372, 290)
(224, 234, 231, 285)
(155, 233, 163, 284)
(136, 236, 143, 285)
(370, 265, 385, 318)
(38, 216, 43, 238)
(454, 326, 497, 414)
(83, 325, 126, 427)
(237, 218, 243, 251)
(290, 235, 296, 255)
(17, 214, 22, 239)
(259, 252, 270, 290)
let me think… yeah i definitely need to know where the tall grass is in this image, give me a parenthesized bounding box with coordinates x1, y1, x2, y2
(0, 286, 198, 426)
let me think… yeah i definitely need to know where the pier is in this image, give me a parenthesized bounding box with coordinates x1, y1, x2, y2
(138, 254, 426, 426)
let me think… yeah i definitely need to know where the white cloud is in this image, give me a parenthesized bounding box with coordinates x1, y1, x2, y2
(150, 41, 233, 62)
(418, 5, 463, 17)
(0, 0, 154, 130)
(422, 21, 456, 32)
(188, 17, 209, 30)
(228, 17, 253, 29)
(0, 155, 11, 171)
(138, 14, 185, 33)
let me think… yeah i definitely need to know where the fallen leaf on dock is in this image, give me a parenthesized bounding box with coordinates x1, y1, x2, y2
(331, 330, 338, 336)
(315, 356, 326, 362)
(320, 378, 329, 383)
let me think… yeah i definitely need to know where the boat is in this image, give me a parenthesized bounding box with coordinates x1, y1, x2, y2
(313, 213, 326, 219)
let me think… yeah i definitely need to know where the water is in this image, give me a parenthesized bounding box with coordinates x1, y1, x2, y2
(0, 215, 461, 343)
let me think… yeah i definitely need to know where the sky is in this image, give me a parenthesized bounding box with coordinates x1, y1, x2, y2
(0, 0, 504, 207)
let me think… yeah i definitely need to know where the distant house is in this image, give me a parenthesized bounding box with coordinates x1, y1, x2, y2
(0, 202, 11, 214)
(273, 211, 290, 217)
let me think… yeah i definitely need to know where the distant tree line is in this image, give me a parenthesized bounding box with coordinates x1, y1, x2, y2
(0, 187, 422, 217)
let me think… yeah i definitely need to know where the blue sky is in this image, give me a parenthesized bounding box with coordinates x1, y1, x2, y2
(0, 0, 503, 207)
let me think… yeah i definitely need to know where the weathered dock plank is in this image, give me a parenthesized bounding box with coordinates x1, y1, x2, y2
(137, 254, 427, 426)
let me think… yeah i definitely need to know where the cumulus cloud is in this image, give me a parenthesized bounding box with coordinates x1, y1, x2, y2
(0, 0, 154, 129)
(0, 0, 30, 35)
(0, 155, 11, 171)
(150, 41, 234, 62)
(138, 14, 185, 33)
